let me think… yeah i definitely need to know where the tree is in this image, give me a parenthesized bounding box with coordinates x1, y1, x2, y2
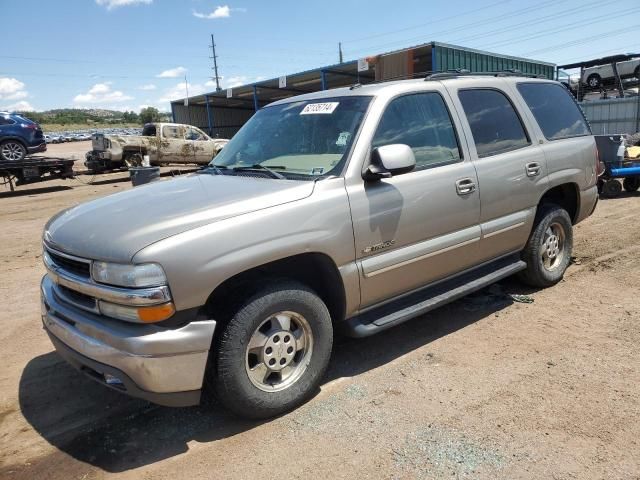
(139, 107, 161, 125)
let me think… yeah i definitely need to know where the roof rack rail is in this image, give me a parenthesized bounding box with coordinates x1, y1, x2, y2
(426, 69, 547, 81)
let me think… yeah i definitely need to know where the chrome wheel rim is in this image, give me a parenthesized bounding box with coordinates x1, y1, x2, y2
(541, 222, 565, 271)
(245, 311, 313, 392)
(1, 142, 24, 161)
(588, 77, 598, 87)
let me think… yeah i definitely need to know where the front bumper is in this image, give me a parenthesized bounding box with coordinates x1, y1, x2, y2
(41, 275, 216, 406)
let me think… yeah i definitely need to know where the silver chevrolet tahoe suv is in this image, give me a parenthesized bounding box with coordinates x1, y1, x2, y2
(41, 74, 599, 419)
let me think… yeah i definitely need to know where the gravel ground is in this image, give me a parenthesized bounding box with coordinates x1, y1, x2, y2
(0, 150, 638, 479)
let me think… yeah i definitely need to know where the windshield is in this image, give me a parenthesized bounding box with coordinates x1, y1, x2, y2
(210, 96, 372, 179)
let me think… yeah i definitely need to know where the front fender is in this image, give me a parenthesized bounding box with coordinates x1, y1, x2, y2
(132, 178, 360, 315)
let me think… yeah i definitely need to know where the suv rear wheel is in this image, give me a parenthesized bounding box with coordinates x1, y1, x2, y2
(519, 205, 573, 288)
(0, 140, 26, 162)
(212, 281, 333, 419)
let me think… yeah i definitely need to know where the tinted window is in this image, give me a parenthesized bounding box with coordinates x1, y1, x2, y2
(0, 117, 15, 126)
(372, 93, 461, 169)
(517, 83, 591, 140)
(458, 89, 530, 158)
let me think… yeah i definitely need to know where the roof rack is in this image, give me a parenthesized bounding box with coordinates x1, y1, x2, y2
(426, 69, 547, 81)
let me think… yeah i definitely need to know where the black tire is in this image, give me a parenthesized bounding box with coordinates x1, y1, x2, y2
(602, 179, 622, 198)
(623, 177, 640, 192)
(519, 205, 573, 288)
(212, 281, 333, 419)
(586, 73, 601, 89)
(0, 140, 27, 162)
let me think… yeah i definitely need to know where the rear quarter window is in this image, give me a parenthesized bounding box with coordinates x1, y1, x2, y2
(516, 83, 591, 140)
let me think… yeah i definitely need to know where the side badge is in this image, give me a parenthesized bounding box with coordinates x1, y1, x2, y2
(363, 239, 395, 254)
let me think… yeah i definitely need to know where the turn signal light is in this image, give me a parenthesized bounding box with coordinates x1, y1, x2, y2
(137, 303, 176, 323)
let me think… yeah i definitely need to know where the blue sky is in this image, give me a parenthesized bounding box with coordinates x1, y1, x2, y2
(1, 0, 638, 112)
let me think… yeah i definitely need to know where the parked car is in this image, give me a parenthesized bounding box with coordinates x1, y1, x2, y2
(85, 122, 228, 171)
(40, 75, 599, 419)
(0, 112, 46, 161)
(582, 57, 640, 89)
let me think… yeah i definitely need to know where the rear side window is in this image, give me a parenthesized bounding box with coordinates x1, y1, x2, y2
(458, 89, 530, 158)
(517, 83, 591, 140)
(372, 92, 462, 170)
(162, 125, 183, 139)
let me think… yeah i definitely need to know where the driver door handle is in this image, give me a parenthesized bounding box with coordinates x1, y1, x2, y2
(455, 178, 476, 195)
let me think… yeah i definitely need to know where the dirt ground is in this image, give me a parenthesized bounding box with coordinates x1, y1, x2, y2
(0, 144, 639, 479)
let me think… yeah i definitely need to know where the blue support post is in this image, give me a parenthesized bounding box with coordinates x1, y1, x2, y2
(431, 44, 438, 73)
(205, 95, 213, 136)
(253, 85, 259, 111)
(321, 70, 327, 90)
(170, 102, 176, 122)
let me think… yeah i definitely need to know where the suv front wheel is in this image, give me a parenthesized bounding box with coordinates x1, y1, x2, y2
(0, 140, 27, 162)
(519, 205, 573, 288)
(212, 281, 333, 419)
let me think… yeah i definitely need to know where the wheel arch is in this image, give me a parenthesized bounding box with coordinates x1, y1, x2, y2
(202, 252, 347, 330)
(537, 182, 580, 224)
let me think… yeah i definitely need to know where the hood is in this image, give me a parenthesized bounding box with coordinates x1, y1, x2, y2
(44, 174, 315, 262)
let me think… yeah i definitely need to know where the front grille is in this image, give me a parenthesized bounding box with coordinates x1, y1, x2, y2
(47, 249, 91, 278)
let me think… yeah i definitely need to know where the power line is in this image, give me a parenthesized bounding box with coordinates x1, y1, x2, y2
(478, 6, 640, 50)
(521, 24, 639, 56)
(342, 0, 512, 44)
(449, 0, 617, 45)
(344, 0, 564, 57)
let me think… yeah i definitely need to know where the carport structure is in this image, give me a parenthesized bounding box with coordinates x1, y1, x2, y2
(172, 60, 375, 139)
(171, 41, 554, 139)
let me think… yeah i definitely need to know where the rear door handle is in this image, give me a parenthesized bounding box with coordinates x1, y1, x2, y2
(455, 178, 476, 195)
(526, 162, 542, 177)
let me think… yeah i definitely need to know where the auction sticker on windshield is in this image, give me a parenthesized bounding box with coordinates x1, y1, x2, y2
(300, 102, 339, 115)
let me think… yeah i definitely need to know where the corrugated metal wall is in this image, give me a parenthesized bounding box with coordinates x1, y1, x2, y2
(172, 103, 255, 139)
(580, 98, 640, 134)
(433, 44, 555, 79)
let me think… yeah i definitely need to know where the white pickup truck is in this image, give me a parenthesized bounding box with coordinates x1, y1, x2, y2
(85, 122, 228, 172)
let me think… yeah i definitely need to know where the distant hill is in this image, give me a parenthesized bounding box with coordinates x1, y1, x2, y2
(18, 108, 171, 126)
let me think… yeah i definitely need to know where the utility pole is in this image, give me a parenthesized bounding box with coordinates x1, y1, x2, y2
(338, 42, 343, 64)
(210, 34, 222, 92)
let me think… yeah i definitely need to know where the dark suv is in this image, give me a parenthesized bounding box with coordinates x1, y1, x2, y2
(0, 112, 46, 162)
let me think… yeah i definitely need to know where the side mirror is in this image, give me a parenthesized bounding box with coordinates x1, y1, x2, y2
(364, 144, 416, 181)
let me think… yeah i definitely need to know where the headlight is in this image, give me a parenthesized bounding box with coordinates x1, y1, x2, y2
(91, 262, 167, 288)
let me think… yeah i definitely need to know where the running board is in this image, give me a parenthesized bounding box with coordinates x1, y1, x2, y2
(344, 254, 526, 338)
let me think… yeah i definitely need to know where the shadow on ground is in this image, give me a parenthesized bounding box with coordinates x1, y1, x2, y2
(15, 278, 531, 475)
(0, 185, 73, 198)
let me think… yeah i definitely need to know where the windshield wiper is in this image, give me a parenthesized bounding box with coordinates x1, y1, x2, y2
(233, 164, 285, 179)
(198, 165, 228, 175)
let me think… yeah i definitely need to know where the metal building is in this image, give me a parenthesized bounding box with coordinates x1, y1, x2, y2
(171, 41, 555, 138)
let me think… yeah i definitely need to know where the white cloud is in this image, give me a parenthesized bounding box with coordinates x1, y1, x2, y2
(156, 66, 187, 78)
(0, 77, 28, 100)
(73, 83, 134, 107)
(222, 75, 264, 88)
(2, 100, 34, 112)
(158, 81, 207, 103)
(193, 5, 246, 19)
(0, 77, 33, 110)
(96, 0, 152, 10)
(139, 84, 157, 90)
